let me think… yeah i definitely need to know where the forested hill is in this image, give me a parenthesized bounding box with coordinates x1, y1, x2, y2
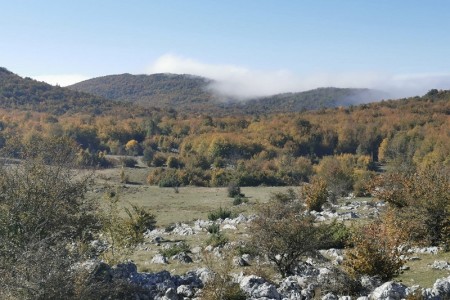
(0, 67, 134, 115)
(68, 73, 386, 115)
(68, 73, 220, 113)
(225, 88, 388, 114)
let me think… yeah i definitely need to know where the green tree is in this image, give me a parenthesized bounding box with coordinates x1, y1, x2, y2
(250, 191, 330, 277)
(0, 137, 99, 299)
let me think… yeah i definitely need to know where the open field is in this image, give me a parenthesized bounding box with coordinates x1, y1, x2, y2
(92, 164, 294, 226)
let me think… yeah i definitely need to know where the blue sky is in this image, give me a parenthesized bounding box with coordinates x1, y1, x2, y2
(1, 1, 450, 97)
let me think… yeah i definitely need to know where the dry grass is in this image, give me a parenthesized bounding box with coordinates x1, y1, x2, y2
(396, 251, 450, 288)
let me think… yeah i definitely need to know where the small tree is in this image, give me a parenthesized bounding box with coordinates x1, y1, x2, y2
(227, 182, 242, 198)
(250, 191, 329, 277)
(302, 176, 329, 212)
(125, 139, 140, 155)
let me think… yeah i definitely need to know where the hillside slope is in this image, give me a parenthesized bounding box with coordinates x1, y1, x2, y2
(69, 73, 387, 115)
(0, 67, 129, 115)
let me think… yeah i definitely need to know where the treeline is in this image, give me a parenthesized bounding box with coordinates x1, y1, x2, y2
(0, 89, 447, 190)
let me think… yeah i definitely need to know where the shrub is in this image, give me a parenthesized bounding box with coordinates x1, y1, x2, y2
(207, 223, 221, 234)
(151, 154, 166, 167)
(201, 253, 247, 300)
(164, 223, 176, 233)
(159, 241, 190, 257)
(227, 182, 242, 198)
(232, 195, 248, 206)
(319, 220, 351, 249)
(0, 137, 101, 299)
(271, 188, 297, 204)
(142, 147, 154, 165)
(370, 166, 450, 247)
(121, 157, 137, 168)
(166, 155, 182, 168)
(343, 219, 404, 281)
(250, 191, 331, 277)
(158, 169, 181, 188)
(206, 232, 229, 247)
(302, 177, 329, 212)
(318, 266, 363, 296)
(208, 207, 233, 221)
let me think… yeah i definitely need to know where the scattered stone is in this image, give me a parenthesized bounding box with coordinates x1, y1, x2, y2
(151, 254, 169, 264)
(239, 275, 281, 300)
(338, 211, 359, 220)
(233, 256, 250, 267)
(177, 285, 195, 297)
(407, 246, 440, 255)
(190, 246, 202, 254)
(172, 223, 195, 236)
(360, 276, 382, 294)
(163, 287, 178, 300)
(322, 293, 338, 300)
(171, 252, 193, 264)
(430, 260, 450, 270)
(369, 281, 407, 300)
(278, 276, 302, 299)
(431, 276, 450, 297)
(222, 224, 237, 230)
(193, 267, 213, 283)
(204, 245, 214, 252)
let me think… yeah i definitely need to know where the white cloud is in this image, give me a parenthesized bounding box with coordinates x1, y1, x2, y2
(31, 74, 90, 87)
(148, 54, 450, 99)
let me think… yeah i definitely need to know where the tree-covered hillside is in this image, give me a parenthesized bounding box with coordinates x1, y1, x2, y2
(68, 73, 220, 114)
(226, 88, 388, 114)
(0, 67, 134, 115)
(69, 73, 387, 115)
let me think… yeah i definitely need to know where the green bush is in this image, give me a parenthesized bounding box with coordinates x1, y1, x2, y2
(208, 207, 233, 221)
(207, 223, 221, 234)
(320, 220, 351, 249)
(232, 195, 249, 206)
(227, 183, 242, 198)
(159, 241, 190, 257)
(121, 157, 138, 168)
(158, 170, 181, 187)
(206, 232, 229, 247)
(152, 154, 166, 167)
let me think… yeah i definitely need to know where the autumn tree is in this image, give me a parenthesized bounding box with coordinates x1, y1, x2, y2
(302, 176, 329, 212)
(344, 218, 405, 281)
(371, 166, 450, 247)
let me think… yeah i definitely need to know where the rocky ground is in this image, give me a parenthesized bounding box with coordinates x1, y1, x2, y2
(84, 196, 450, 299)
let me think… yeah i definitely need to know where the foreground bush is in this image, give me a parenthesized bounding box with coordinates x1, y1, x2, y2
(0, 137, 155, 299)
(371, 166, 450, 247)
(250, 191, 333, 277)
(343, 219, 404, 281)
(0, 138, 100, 299)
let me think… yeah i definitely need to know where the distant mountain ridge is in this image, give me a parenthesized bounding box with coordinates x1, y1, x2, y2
(0, 67, 388, 116)
(0, 67, 125, 115)
(68, 73, 388, 114)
